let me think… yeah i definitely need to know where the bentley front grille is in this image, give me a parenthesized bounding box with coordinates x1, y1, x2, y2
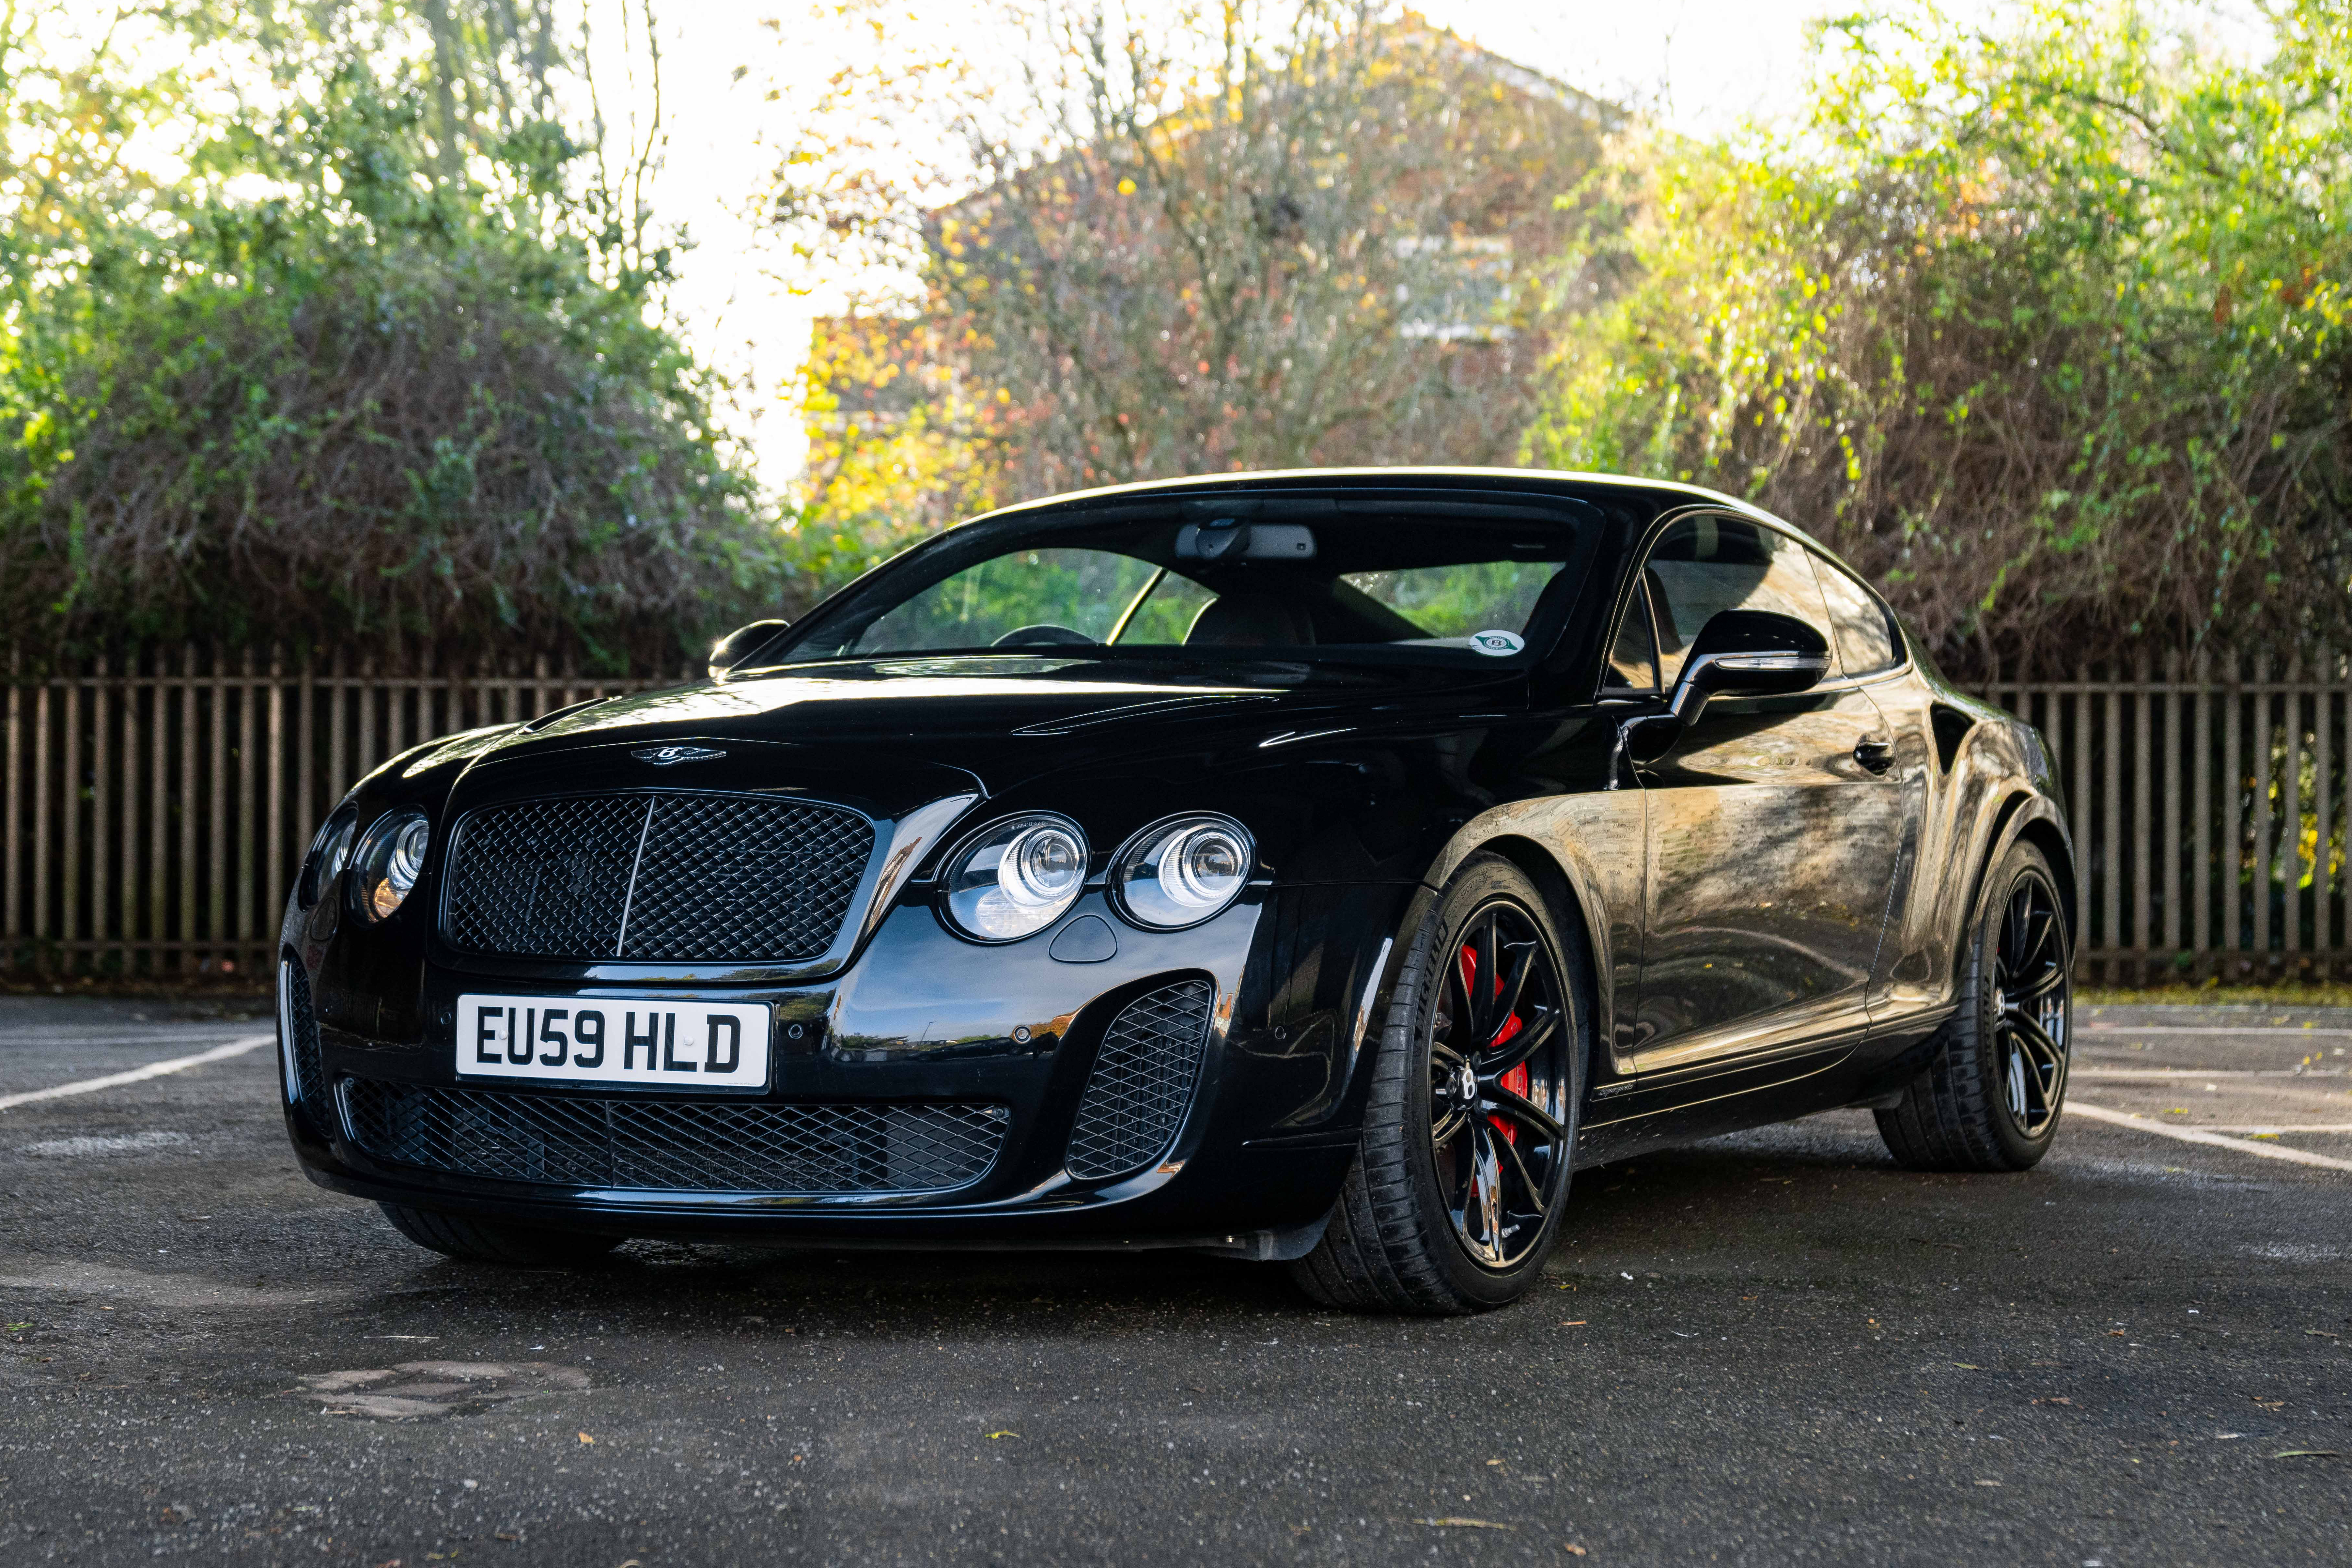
(1064, 978, 1214, 1182)
(442, 793, 875, 963)
(340, 1079, 1008, 1196)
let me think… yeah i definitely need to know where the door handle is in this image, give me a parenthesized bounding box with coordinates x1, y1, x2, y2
(1853, 737, 1896, 775)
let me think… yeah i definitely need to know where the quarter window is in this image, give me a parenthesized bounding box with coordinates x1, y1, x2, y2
(1604, 578, 1657, 691)
(1641, 516, 1837, 686)
(1809, 550, 1902, 677)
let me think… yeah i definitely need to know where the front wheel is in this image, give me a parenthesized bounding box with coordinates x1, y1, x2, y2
(1291, 855, 1587, 1314)
(1876, 838, 2073, 1172)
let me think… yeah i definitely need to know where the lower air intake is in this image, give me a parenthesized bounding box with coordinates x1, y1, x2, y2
(279, 959, 327, 1107)
(1064, 978, 1214, 1182)
(340, 1080, 1006, 1196)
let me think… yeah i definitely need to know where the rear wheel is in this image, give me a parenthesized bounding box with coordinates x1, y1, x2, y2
(1291, 855, 1585, 1314)
(378, 1203, 621, 1267)
(1876, 839, 2072, 1171)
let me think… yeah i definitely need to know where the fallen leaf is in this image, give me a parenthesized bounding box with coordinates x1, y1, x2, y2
(1562, 1545, 1589, 1556)
(2032, 1397, 2073, 1407)
(2305, 1330, 2340, 1340)
(577, 1432, 595, 1445)
(986, 1430, 1019, 1440)
(1953, 1363, 1980, 1370)
(2107, 1330, 2128, 1338)
(1974, 1479, 2001, 1487)
(493, 1531, 521, 1543)
(2272, 1450, 2339, 1459)
(1561, 1320, 1587, 1326)
(1417, 1517, 1513, 1529)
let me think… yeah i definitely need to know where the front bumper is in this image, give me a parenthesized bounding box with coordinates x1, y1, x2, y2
(278, 883, 1400, 1254)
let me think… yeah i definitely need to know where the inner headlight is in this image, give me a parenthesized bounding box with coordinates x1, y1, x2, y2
(350, 808, 431, 922)
(942, 814, 1089, 941)
(299, 808, 358, 908)
(1112, 815, 1254, 930)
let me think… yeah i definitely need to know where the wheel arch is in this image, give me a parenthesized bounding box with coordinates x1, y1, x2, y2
(1425, 828, 1612, 1074)
(1965, 792, 2079, 969)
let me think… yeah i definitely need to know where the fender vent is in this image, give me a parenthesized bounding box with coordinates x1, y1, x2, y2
(1065, 979, 1214, 1182)
(1930, 703, 1977, 774)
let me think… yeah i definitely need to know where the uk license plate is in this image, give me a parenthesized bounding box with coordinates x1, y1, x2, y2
(455, 995, 771, 1090)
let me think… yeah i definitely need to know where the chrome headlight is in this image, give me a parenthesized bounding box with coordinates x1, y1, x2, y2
(299, 808, 358, 908)
(942, 814, 1089, 941)
(1111, 815, 1253, 930)
(350, 808, 431, 922)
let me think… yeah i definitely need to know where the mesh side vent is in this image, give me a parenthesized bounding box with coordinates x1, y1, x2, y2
(442, 793, 875, 962)
(280, 958, 327, 1107)
(340, 1080, 1006, 1196)
(1064, 979, 1214, 1182)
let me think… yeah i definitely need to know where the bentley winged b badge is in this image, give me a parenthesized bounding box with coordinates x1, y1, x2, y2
(631, 744, 727, 766)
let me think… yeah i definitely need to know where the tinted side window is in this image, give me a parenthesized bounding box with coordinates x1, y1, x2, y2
(1809, 550, 1901, 677)
(1643, 516, 1835, 685)
(1604, 577, 1658, 691)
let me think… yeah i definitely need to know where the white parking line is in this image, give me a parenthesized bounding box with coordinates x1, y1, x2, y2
(2080, 1025, 2352, 1037)
(0, 1034, 273, 1111)
(2068, 1101, 2352, 1172)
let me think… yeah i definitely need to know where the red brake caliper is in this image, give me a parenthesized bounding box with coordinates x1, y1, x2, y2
(1460, 943, 1529, 1144)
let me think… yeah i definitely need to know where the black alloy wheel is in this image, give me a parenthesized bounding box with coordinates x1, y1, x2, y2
(1293, 854, 1586, 1313)
(1877, 839, 2073, 1172)
(1992, 866, 2070, 1137)
(1427, 901, 1574, 1269)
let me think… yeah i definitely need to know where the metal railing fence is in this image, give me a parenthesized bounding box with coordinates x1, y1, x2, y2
(3, 645, 2346, 984)
(2, 647, 690, 979)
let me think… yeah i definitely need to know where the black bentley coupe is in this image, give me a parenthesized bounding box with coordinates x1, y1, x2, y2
(279, 468, 2076, 1313)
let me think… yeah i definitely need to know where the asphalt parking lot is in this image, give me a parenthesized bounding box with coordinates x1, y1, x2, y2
(1, 997, 2345, 1567)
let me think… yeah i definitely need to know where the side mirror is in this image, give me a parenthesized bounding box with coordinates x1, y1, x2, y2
(708, 618, 790, 680)
(1667, 609, 1832, 726)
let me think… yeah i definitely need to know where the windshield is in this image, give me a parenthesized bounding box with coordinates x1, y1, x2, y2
(765, 495, 1604, 669)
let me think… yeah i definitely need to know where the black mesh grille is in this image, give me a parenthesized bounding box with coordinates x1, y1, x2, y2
(340, 1079, 1006, 1195)
(443, 793, 875, 962)
(280, 958, 327, 1107)
(1065, 979, 1214, 1182)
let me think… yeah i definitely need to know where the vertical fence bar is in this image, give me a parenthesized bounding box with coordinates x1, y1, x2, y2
(179, 647, 197, 973)
(2133, 655, 2152, 979)
(2253, 653, 2273, 968)
(33, 678, 51, 957)
(91, 656, 111, 973)
(149, 651, 168, 975)
(267, 648, 287, 933)
(330, 648, 350, 804)
(61, 673, 82, 971)
(2183, 649, 2201, 969)
(298, 656, 316, 863)
(2317, 649, 2334, 969)
(5, 651, 20, 950)
(207, 648, 227, 970)
(118, 657, 137, 973)
(2071, 670, 2092, 962)
(2283, 653, 2304, 966)
(2163, 650, 2182, 968)
(2102, 666, 2121, 978)
(236, 648, 257, 966)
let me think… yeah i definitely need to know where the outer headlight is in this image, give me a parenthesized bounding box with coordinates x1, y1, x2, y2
(1111, 815, 1254, 930)
(299, 808, 358, 908)
(942, 814, 1088, 941)
(350, 808, 431, 922)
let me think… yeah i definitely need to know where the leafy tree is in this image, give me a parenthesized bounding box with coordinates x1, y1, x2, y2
(1528, 0, 2351, 673)
(0, 0, 793, 668)
(774, 0, 1610, 551)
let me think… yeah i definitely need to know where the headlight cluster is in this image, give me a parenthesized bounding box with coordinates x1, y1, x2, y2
(350, 808, 431, 922)
(940, 811, 1254, 943)
(299, 809, 358, 908)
